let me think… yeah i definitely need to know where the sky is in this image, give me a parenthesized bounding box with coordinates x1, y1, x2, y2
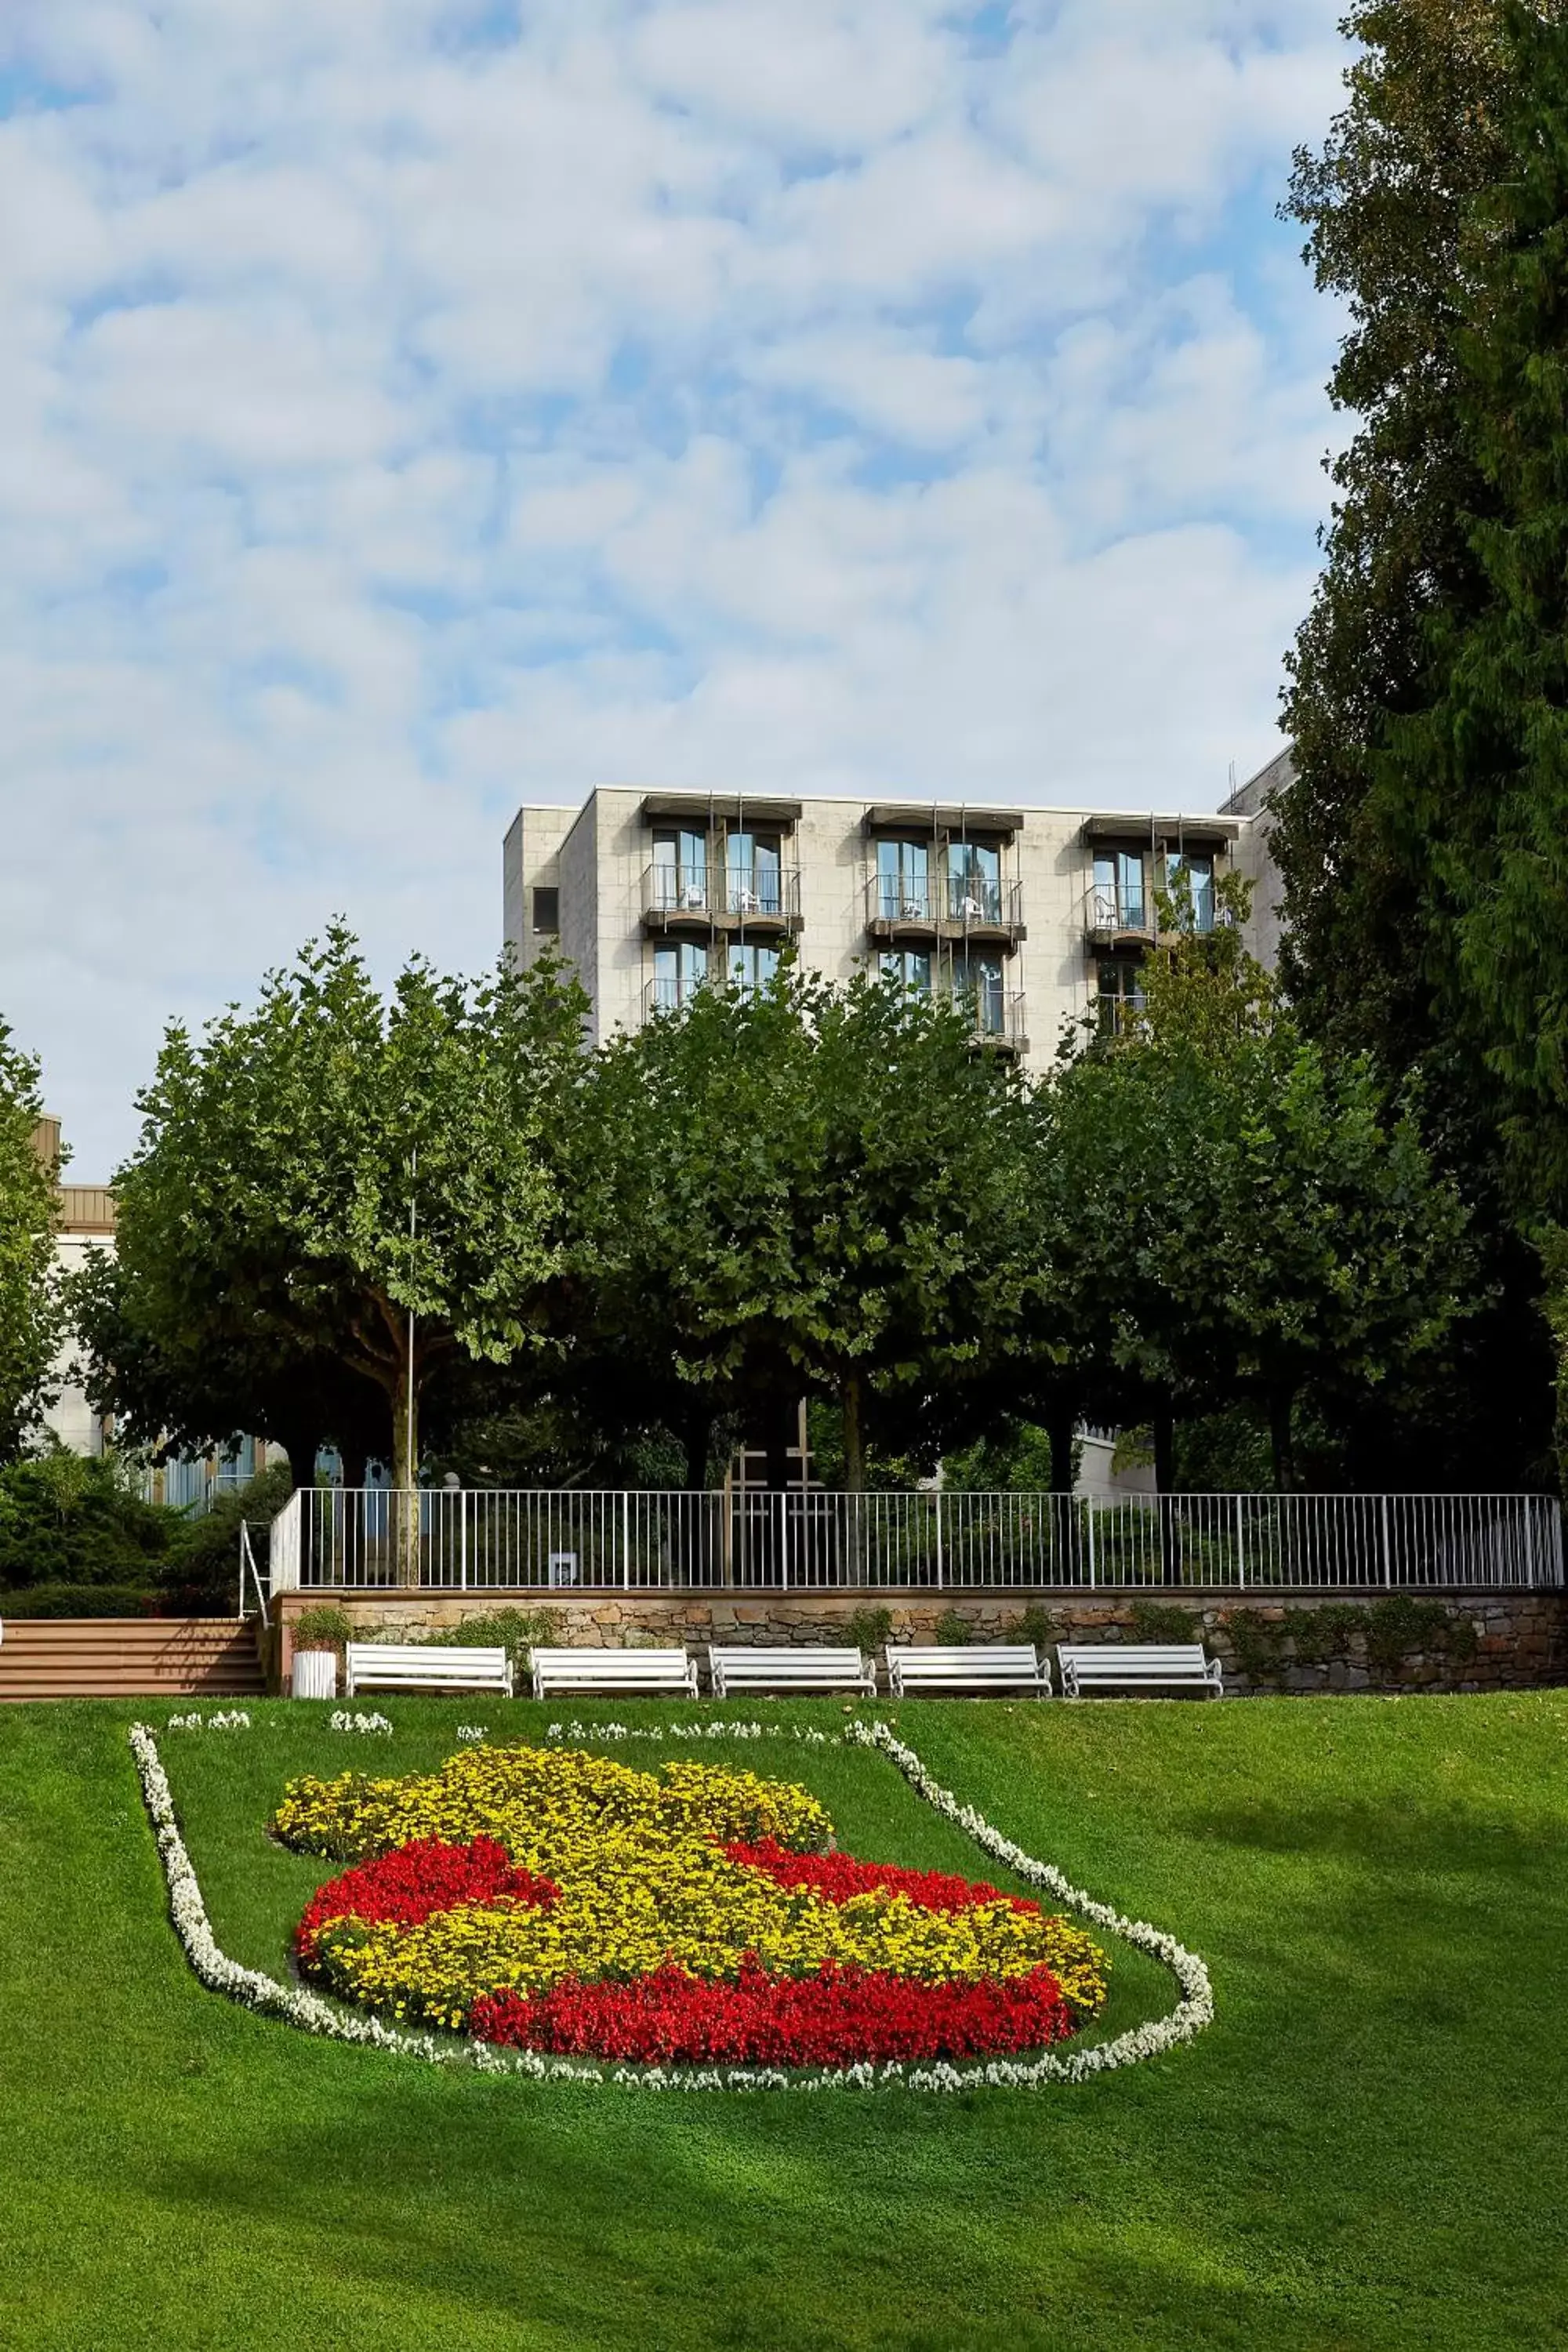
(0, 0, 1351, 1176)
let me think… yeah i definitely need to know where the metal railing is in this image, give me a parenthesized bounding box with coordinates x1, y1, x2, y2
(866, 875, 1025, 931)
(267, 1488, 1562, 1595)
(238, 1520, 270, 1626)
(643, 862, 801, 922)
(1083, 883, 1232, 940)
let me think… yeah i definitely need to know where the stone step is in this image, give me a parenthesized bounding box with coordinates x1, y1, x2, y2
(0, 1617, 266, 1699)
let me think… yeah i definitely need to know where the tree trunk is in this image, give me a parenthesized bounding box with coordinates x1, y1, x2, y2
(278, 1426, 321, 1492)
(841, 1373, 866, 1493)
(390, 1359, 420, 1588)
(339, 1443, 369, 1495)
(1046, 1400, 1078, 1497)
(1269, 1388, 1297, 1494)
(1152, 1404, 1176, 1495)
(682, 1399, 713, 1493)
(1152, 1402, 1179, 1587)
(763, 1392, 794, 1493)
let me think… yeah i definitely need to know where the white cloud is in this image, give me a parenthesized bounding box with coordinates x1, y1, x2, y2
(0, 0, 1348, 1171)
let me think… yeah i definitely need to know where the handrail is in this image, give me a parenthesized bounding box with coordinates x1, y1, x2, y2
(238, 1520, 270, 1628)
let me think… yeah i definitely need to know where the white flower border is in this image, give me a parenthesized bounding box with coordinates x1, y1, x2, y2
(128, 1719, 1213, 2095)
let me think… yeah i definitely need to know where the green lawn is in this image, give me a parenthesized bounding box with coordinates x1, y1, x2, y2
(2, 1692, 1566, 2350)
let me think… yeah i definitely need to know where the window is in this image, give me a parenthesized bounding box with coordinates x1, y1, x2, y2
(727, 829, 783, 916)
(531, 885, 559, 935)
(1097, 956, 1145, 1035)
(876, 837, 931, 921)
(1164, 850, 1215, 933)
(953, 950, 1006, 1035)
(1092, 850, 1145, 931)
(652, 828, 709, 912)
(728, 942, 780, 996)
(652, 940, 708, 1012)
(880, 949, 932, 994)
(948, 840, 1001, 923)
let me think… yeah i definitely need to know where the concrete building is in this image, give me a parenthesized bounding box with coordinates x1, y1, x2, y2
(503, 783, 1281, 1066)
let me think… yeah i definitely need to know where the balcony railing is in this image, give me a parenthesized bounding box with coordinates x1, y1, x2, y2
(269, 1486, 1564, 1595)
(963, 985, 1027, 1047)
(643, 863, 802, 926)
(643, 975, 703, 1019)
(865, 874, 1025, 935)
(1083, 883, 1229, 942)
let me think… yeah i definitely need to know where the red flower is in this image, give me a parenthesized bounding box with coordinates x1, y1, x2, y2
(470, 1960, 1076, 2066)
(297, 1838, 557, 1959)
(724, 1836, 1038, 1916)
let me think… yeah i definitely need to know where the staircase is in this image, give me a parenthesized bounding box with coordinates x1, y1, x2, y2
(0, 1617, 267, 1701)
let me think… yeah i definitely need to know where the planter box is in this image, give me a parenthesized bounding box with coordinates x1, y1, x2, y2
(292, 1650, 338, 1700)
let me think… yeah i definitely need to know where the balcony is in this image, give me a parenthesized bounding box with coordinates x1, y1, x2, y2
(641, 862, 803, 935)
(1081, 882, 1229, 951)
(963, 985, 1028, 1053)
(863, 873, 1025, 945)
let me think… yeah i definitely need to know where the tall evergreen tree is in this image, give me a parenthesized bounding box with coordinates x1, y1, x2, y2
(1270, 0, 1563, 1484)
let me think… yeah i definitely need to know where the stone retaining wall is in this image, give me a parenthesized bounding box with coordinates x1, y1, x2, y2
(274, 1586, 1567, 1696)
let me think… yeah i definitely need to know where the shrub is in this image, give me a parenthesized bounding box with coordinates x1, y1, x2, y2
(1005, 1603, 1055, 1653)
(935, 1607, 972, 1646)
(158, 1464, 295, 1610)
(0, 1583, 159, 1618)
(416, 1607, 554, 1676)
(846, 1606, 893, 1658)
(293, 1604, 355, 1652)
(1130, 1600, 1199, 1644)
(0, 1453, 179, 1588)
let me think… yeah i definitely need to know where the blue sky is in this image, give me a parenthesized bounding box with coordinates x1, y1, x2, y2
(0, 0, 1348, 1173)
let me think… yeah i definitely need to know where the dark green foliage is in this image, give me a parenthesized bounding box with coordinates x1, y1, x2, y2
(155, 1464, 296, 1610)
(412, 1608, 556, 1675)
(1224, 1599, 1479, 1683)
(0, 1020, 62, 1461)
(291, 1605, 355, 1651)
(1130, 1600, 1200, 1644)
(1005, 1602, 1057, 1652)
(845, 1606, 893, 1657)
(0, 1584, 158, 1618)
(934, 1606, 972, 1646)
(1272, 0, 1568, 1484)
(0, 1454, 179, 1588)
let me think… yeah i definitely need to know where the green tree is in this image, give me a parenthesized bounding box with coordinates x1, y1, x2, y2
(100, 929, 583, 1559)
(1270, 0, 1561, 1486)
(1029, 892, 1473, 1494)
(569, 965, 1036, 1490)
(0, 1022, 62, 1460)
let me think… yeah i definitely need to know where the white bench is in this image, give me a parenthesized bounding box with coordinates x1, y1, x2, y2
(708, 1646, 876, 1698)
(1057, 1642, 1223, 1700)
(886, 1644, 1051, 1698)
(530, 1647, 699, 1701)
(343, 1642, 514, 1698)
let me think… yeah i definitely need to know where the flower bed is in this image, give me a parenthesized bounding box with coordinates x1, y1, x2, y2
(274, 1742, 1109, 2060)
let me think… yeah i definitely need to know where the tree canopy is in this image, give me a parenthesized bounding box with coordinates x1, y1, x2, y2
(0, 1021, 62, 1461)
(85, 927, 586, 1507)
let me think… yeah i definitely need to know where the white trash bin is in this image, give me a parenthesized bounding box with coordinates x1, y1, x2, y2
(291, 1648, 338, 1700)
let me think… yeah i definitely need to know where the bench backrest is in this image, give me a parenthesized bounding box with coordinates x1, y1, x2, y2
(1058, 1643, 1211, 1675)
(531, 1648, 692, 1680)
(889, 1645, 1040, 1673)
(709, 1647, 866, 1668)
(347, 1643, 508, 1678)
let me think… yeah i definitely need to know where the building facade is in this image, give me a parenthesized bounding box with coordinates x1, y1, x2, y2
(503, 783, 1280, 1067)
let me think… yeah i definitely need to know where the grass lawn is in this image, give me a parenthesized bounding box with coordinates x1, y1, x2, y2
(2, 1693, 1565, 2350)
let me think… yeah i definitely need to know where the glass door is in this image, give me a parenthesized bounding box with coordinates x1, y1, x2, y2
(653, 828, 709, 912)
(948, 840, 1000, 922)
(727, 830, 782, 916)
(877, 838, 930, 921)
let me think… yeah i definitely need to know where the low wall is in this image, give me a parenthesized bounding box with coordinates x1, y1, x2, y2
(274, 1586, 1568, 1697)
